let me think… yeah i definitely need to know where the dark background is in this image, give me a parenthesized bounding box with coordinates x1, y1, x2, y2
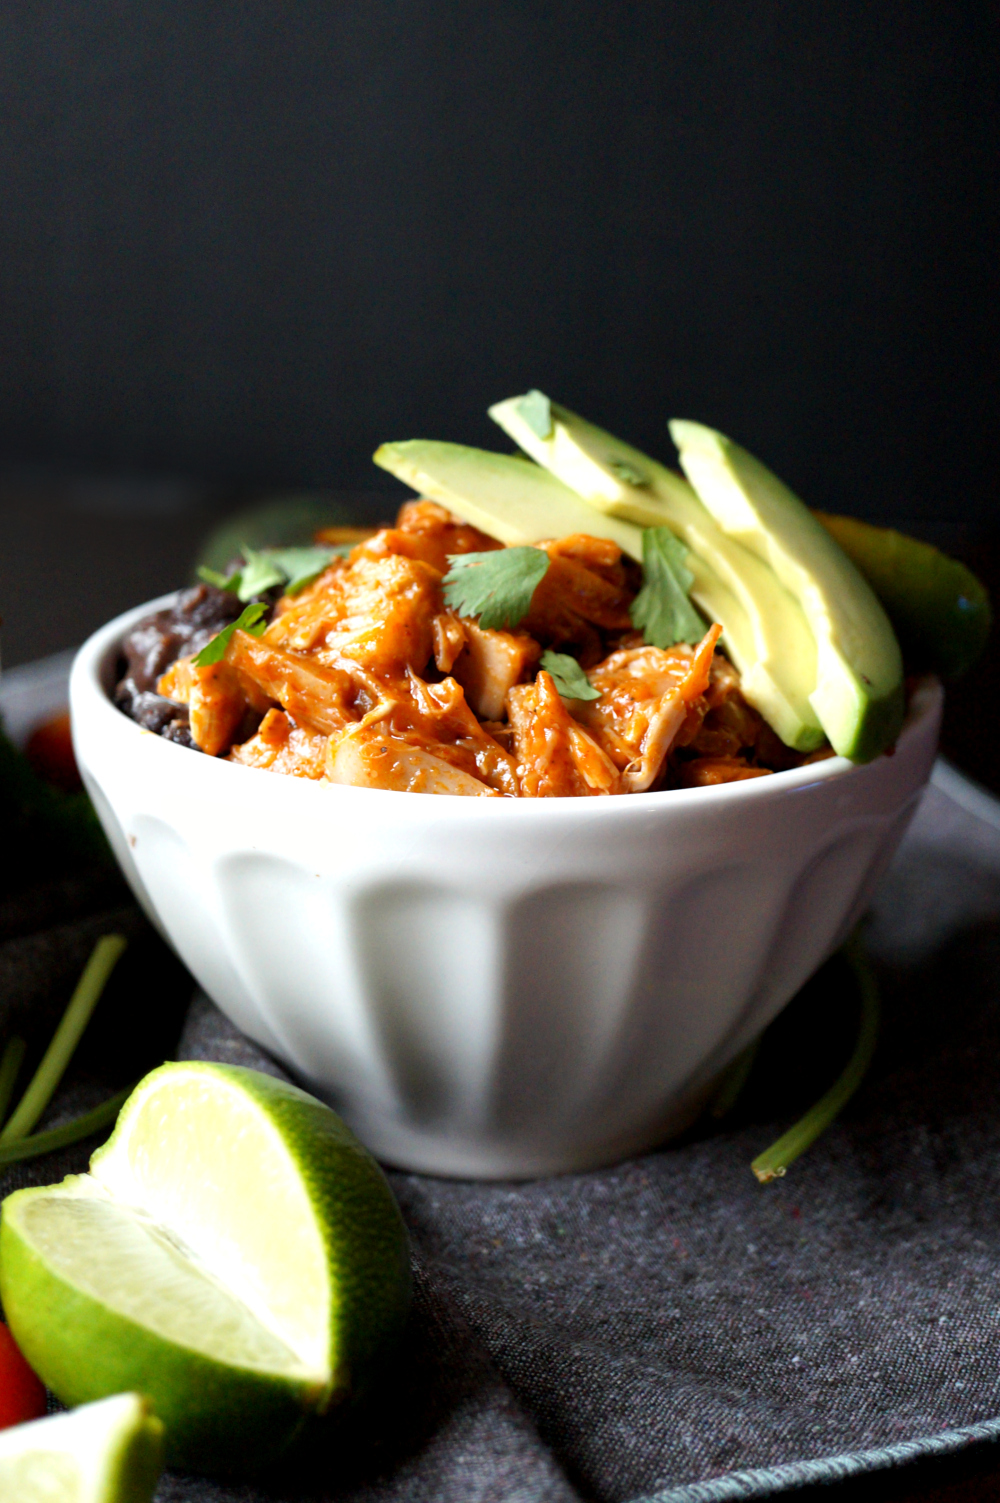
(1, 14, 1000, 1500)
(0, 3, 996, 705)
(1, 2, 997, 506)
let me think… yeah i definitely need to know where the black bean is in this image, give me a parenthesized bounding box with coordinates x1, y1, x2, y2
(115, 584, 246, 745)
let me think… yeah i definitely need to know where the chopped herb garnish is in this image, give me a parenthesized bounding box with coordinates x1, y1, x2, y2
(238, 547, 287, 599)
(751, 936, 880, 1183)
(197, 564, 240, 591)
(261, 545, 345, 595)
(0, 935, 135, 1167)
(443, 548, 551, 631)
(0, 1038, 27, 1126)
(198, 545, 343, 603)
(609, 457, 648, 487)
(517, 389, 553, 440)
(192, 603, 268, 667)
(540, 651, 601, 700)
(630, 527, 706, 648)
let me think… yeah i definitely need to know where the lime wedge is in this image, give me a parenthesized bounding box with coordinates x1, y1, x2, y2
(0, 1063, 410, 1475)
(0, 1393, 163, 1503)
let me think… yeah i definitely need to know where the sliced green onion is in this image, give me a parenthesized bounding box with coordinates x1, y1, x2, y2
(0, 1086, 133, 1167)
(710, 1037, 761, 1120)
(0, 935, 127, 1144)
(0, 1037, 27, 1127)
(751, 935, 880, 1183)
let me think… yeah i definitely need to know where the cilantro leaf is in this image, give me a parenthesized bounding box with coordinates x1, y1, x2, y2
(210, 544, 341, 602)
(517, 389, 553, 440)
(264, 545, 344, 595)
(197, 564, 241, 592)
(443, 548, 550, 631)
(630, 527, 706, 648)
(193, 603, 268, 667)
(237, 547, 288, 601)
(540, 651, 601, 700)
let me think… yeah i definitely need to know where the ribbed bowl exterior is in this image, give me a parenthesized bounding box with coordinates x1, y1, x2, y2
(72, 597, 941, 1178)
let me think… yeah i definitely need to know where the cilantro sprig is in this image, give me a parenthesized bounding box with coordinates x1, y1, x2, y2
(751, 935, 880, 1184)
(198, 544, 345, 603)
(630, 527, 706, 648)
(193, 603, 268, 668)
(443, 548, 550, 631)
(540, 651, 600, 700)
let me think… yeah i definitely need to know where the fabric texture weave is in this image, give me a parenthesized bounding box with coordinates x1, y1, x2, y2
(2, 770, 1000, 1502)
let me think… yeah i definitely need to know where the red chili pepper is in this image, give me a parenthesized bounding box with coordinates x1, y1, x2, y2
(0, 1324, 47, 1428)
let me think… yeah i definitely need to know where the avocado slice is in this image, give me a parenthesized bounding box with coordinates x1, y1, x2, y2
(488, 396, 824, 751)
(669, 422, 904, 762)
(815, 513, 991, 680)
(373, 441, 644, 557)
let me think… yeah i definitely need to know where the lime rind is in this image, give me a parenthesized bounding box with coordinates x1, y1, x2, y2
(12, 1188, 317, 1376)
(91, 1064, 333, 1379)
(91, 1062, 411, 1397)
(0, 1191, 319, 1474)
(0, 1063, 411, 1475)
(0, 1393, 164, 1503)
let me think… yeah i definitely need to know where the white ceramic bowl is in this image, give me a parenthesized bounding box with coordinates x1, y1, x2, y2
(71, 595, 942, 1179)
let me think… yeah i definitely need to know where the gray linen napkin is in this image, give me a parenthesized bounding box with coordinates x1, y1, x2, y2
(4, 767, 1000, 1503)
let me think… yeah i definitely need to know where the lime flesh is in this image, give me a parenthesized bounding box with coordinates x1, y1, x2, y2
(0, 1063, 411, 1475)
(0, 1393, 163, 1503)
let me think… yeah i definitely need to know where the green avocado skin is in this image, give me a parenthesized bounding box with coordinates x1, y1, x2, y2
(846, 680, 907, 764)
(816, 514, 992, 681)
(0, 1204, 315, 1475)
